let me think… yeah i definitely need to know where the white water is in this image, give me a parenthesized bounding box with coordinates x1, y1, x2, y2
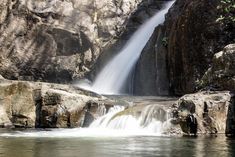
(76, 1, 175, 95)
(0, 2, 175, 138)
(0, 105, 173, 138)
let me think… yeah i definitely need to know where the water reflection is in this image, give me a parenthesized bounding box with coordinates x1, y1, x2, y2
(226, 137, 235, 157)
(0, 135, 235, 157)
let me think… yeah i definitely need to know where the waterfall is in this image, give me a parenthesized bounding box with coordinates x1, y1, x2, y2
(76, 1, 175, 95)
(0, 1, 176, 138)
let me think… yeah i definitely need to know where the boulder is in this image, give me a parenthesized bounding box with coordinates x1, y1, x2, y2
(39, 88, 113, 128)
(175, 91, 233, 134)
(201, 44, 235, 91)
(0, 81, 35, 128)
(0, 79, 115, 128)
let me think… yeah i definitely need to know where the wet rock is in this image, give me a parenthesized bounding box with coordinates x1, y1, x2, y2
(134, 26, 169, 96)
(82, 101, 110, 127)
(201, 44, 235, 91)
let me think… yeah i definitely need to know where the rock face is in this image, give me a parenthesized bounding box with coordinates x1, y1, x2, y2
(201, 44, 235, 91)
(174, 91, 233, 134)
(134, 0, 235, 95)
(0, 0, 145, 83)
(0, 77, 114, 128)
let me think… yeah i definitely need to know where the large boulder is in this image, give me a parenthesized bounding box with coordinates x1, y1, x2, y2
(201, 44, 235, 91)
(0, 78, 115, 128)
(38, 88, 113, 128)
(175, 91, 233, 134)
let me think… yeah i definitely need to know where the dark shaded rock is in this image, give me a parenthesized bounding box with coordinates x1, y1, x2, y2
(136, 0, 235, 95)
(226, 92, 235, 136)
(164, 0, 234, 95)
(134, 26, 169, 95)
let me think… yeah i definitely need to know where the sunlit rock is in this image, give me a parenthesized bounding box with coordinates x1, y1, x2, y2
(175, 91, 233, 135)
(0, 78, 115, 128)
(0, 0, 147, 83)
(0, 81, 35, 128)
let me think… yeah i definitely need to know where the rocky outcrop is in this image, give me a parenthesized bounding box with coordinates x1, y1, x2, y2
(134, 0, 235, 95)
(201, 44, 235, 91)
(0, 0, 147, 83)
(174, 91, 234, 134)
(0, 76, 115, 128)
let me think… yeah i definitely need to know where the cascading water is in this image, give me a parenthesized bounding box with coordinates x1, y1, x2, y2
(0, 105, 174, 137)
(0, 1, 177, 138)
(77, 1, 175, 95)
(89, 105, 173, 135)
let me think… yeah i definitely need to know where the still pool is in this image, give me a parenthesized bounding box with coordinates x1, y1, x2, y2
(0, 130, 235, 157)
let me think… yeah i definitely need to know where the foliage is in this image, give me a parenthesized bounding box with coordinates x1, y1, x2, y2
(216, 0, 235, 23)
